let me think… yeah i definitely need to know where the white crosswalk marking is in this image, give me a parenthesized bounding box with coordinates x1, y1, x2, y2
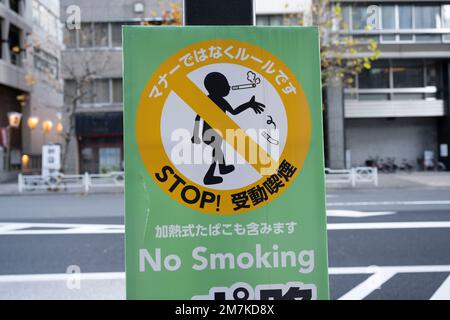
(3, 219, 450, 236)
(430, 275, 450, 300)
(327, 210, 396, 218)
(328, 200, 450, 207)
(338, 271, 396, 300)
(0, 265, 449, 299)
(328, 221, 450, 230)
(0, 223, 124, 235)
(330, 265, 450, 300)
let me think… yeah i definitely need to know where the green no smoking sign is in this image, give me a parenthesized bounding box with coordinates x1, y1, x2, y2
(124, 26, 329, 300)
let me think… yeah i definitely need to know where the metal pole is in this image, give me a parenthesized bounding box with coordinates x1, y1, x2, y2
(18, 173, 23, 193)
(183, 0, 255, 26)
(351, 168, 356, 187)
(6, 126, 11, 171)
(84, 172, 89, 193)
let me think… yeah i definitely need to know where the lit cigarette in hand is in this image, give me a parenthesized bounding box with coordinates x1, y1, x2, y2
(231, 83, 257, 90)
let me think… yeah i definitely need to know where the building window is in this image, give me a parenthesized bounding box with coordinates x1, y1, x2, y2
(415, 34, 441, 43)
(32, 1, 59, 39)
(346, 60, 443, 101)
(256, 15, 283, 26)
(32, 1, 39, 25)
(0, 18, 3, 60)
(341, 3, 450, 43)
(80, 147, 97, 173)
(358, 61, 390, 89)
(351, 5, 368, 30)
(93, 79, 110, 104)
(34, 48, 59, 79)
(111, 21, 140, 47)
(444, 5, 450, 42)
(415, 5, 441, 29)
(64, 80, 76, 105)
(357, 61, 390, 101)
(8, 24, 22, 66)
(398, 5, 413, 41)
(99, 147, 122, 173)
(392, 60, 424, 100)
(341, 5, 351, 29)
(65, 79, 123, 107)
(81, 81, 94, 104)
(64, 29, 77, 49)
(112, 79, 123, 103)
(94, 23, 109, 47)
(425, 62, 441, 100)
(39, 4, 47, 30)
(110, 23, 122, 47)
(9, 0, 21, 14)
(381, 5, 396, 42)
(63, 21, 143, 49)
(381, 5, 395, 29)
(79, 23, 94, 48)
(80, 79, 109, 104)
(414, 5, 441, 42)
(392, 60, 423, 88)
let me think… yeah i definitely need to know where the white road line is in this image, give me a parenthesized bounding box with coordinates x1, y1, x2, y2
(329, 265, 450, 275)
(328, 200, 450, 207)
(328, 221, 450, 230)
(331, 265, 450, 300)
(0, 230, 124, 235)
(430, 275, 450, 300)
(2, 265, 450, 301)
(338, 271, 396, 300)
(0, 223, 124, 235)
(2, 265, 449, 282)
(327, 210, 396, 218)
(2, 220, 450, 235)
(0, 224, 28, 232)
(0, 223, 122, 229)
(0, 272, 125, 283)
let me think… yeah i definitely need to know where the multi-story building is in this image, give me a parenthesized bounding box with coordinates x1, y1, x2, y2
(61, 0, 449, 174)
(0, 0, 33, 180)
(25, 0, 63, 165)
(326, 1, 450, 170)
(60, 0, 173, 174)
(0, 0, 62, 180)
(60, 0, 305, 174)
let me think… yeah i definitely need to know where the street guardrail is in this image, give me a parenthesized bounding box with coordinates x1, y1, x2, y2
(18, 172, 124, 193)
(325, 167, 378, 187)
(18, 168, 376, 192)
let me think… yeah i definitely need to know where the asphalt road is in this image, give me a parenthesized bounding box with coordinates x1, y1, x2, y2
(0, 187, 450, 300)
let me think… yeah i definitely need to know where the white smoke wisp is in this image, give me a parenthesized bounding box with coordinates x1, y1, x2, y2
(247, 71, 261, 85)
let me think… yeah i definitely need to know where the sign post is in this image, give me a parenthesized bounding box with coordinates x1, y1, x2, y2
(42, 144, 61, 178)
(183, 0, 254, 26)
(124, 25, 328, 299)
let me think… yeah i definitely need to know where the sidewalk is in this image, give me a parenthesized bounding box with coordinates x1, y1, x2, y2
(0, 181, 123, 196)
(327, 171, 450, 189)
(1, 172, 449, 195)
(378, 172, 450, 188)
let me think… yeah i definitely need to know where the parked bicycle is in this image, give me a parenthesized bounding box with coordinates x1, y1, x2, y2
(417, 157, 447, 171)
(398, 158, 414, 173)
(366, 156, 415, 173)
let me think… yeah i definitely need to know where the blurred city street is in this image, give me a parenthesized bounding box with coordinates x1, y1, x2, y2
(1, 175, 450, 300)
(1, 0, 450, 303)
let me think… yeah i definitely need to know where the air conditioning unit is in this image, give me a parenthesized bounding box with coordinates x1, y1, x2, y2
(133, 2, 144, 14)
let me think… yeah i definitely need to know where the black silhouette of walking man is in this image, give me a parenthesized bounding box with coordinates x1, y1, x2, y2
(191, 72, 266, 185)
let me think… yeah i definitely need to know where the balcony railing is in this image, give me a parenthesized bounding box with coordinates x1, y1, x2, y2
(339, 28, 450, 43)
(344, 86, 439, 101)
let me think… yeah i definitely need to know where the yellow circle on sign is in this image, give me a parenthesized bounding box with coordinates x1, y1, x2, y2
(136, 39, 311, 215)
